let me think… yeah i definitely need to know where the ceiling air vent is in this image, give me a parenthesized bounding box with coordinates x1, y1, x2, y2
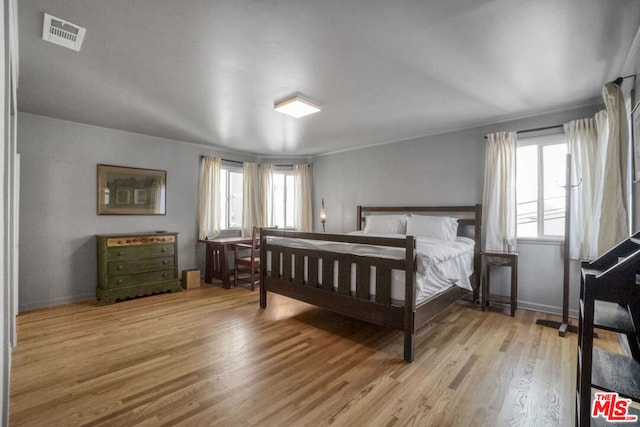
(42, 13, 86, 51)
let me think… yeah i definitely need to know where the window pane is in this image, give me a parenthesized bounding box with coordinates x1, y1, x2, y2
(285, 174, 294, 228)
(229, 171, 243, 229)
(542, 144, 567, 236)
(219, 170, 228, 229)
(273, 173, 285, 228)
(516, 145, 538, 237)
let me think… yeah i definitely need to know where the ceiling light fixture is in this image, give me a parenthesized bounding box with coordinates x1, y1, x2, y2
(274, 95, 321, 118)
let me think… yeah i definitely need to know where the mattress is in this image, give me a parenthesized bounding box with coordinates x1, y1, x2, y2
(265, 232, 474, 306)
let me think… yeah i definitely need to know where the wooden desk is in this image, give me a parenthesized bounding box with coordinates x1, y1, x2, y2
(201, 237, 253, 289)
(481, 251, 519, 316)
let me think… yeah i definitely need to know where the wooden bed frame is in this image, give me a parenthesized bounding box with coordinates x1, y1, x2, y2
(259, 204, 482, 362)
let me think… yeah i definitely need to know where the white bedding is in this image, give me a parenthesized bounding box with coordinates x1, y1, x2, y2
(265, 232, 474, 306)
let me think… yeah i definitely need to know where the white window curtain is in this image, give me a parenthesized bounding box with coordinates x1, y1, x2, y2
(198, 156, 221, 240)
(565, 114, 601, 260)
(293, 164, 312, 232)
(260, 163, 274, 227)
(566, 111, 609, 260)
(242, 162, 260, 236)
(596, 82, 630, 254)
(482, 132, 517, 251)
(591, 111, 611, 256)
(567, 82, 630, 260)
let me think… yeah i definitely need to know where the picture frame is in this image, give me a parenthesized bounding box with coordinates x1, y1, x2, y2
(97, 164, 166, 215)
(633, 101, 640, 182)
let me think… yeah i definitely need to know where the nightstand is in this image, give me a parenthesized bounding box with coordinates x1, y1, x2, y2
(481, 251, 519, 316)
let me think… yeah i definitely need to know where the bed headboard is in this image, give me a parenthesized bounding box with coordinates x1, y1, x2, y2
(357, 204, 481, 237)
(356, 204, 483, 296)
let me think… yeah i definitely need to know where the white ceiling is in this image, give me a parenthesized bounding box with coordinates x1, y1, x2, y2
(16, 0, 640, 156)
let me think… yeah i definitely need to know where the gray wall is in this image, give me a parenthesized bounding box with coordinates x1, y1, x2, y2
(312, 104, 603, 316)
(313, 129, 483, 232)
(17, 112, 256, 311)
(16, 101, 609, 315)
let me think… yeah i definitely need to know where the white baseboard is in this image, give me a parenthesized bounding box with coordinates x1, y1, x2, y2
(19, 293, 95, 313)
(488, 299, 578, 319)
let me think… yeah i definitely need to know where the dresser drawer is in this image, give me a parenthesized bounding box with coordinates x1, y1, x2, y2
(104, 269, 177, 289)
(483, 253, 517, 266)
(106, 244, 175, 261)
(108, 256, 175, 276)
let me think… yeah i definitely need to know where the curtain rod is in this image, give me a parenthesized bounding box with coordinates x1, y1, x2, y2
(612, 74, 636, 85)
(484, 124, 563, 139)
(222, 158, 243, 165)
(199, 156, 244, 164)
(199, 155, 308, 167)
(517, 124, 564, 134)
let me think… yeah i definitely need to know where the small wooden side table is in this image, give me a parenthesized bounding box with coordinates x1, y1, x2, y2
(481, 251, 519, 316)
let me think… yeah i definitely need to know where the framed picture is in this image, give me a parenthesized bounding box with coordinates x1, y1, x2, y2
(633, 101, 640, 182)
(97, 164, 166, 215)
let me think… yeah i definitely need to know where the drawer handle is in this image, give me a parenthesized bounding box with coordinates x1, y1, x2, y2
(161, 248, 167, 252)
(163, 260, 169, 265)
(117, 251, 124, 256)
(116, 279, 123, 284)
(117, 265, 124, 270)
(163, 273, 168, 278)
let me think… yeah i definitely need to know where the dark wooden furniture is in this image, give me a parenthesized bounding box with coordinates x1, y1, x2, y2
(576, 233, 640, 426)
(537, 154, 577, 336)
(481, 251, 518, 316)
(260, 204, 482, 362)
(96, 232, 182, 304)
(234, 226, 261, 290)
(201, 236, 253, 288)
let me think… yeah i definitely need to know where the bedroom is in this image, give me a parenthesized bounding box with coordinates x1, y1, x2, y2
(1, 0, 640, 425)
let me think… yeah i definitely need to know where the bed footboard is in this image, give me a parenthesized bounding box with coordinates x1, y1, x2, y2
(259, 230, 416, 361)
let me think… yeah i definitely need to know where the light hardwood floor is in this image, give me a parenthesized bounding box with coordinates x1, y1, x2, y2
(9, 284, 622, 426)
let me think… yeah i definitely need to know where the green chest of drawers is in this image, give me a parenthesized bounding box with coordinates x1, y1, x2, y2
(96, 232, 182, 304)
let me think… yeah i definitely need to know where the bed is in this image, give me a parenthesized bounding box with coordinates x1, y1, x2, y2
(259, 204, 482, 362)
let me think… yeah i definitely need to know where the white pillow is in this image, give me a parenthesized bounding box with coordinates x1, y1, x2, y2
(406, 215, 458, 241)
(363, 215, 407, 234)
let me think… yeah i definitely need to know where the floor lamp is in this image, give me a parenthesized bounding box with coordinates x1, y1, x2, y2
(536, 153, 579, 336)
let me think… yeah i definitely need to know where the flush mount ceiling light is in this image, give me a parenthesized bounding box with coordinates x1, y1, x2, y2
(274, 95, 321, 118)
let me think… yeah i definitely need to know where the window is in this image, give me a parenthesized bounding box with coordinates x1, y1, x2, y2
(516, 134, 566, 238)
(219, 165, 243, 229)
(273, 169, 295, 228)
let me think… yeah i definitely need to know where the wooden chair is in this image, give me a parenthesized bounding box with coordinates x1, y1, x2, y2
(233, 226, 262, 290)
